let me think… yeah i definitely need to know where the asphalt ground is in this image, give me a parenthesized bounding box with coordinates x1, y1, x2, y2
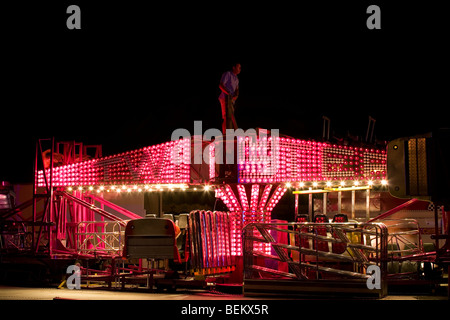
(0, 285, 447, 300)
(1, 285, 448, 320)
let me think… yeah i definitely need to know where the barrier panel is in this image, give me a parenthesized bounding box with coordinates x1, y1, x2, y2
(383, 219, 422, 257)
(76, 221, 124, 256)
(382, 219, 429, 279)
(188, 210, 234, 275)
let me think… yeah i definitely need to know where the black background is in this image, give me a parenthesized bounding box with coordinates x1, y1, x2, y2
(2, 0, 448, 183)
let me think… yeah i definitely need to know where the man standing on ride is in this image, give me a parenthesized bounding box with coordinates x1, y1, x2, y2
(219, 62, 241, 133)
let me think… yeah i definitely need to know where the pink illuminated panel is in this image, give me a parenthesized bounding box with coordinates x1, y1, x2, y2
(249, 184, 260, 212)
(216, 184, 282, 256)
(265, 185, 288, 213)
(237, 184, 249, 212)
(322, 145, 386, 181)
(238, 137, 386, 183)
(209, 144, 215, 180)
(215, 185, 242, 256)
(257, 184, 272, 212)
(36, 139, 191, 187)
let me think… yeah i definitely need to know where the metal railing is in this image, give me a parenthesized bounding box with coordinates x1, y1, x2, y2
(0, 221, 27, 251)
(0, 221, 52, 253)
(75, 221, 125, 256)
(383, 219, 423, 257)
(243, 221, 388, 282)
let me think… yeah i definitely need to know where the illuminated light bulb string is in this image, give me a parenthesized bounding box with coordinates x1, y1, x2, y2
(65, 183, 212, 194)
(285, 178, 388, 191)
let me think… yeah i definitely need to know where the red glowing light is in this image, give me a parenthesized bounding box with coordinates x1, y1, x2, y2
(216, 183, 288, 255)
(237, 138, 386, 183)
(37, 139, 191, 187)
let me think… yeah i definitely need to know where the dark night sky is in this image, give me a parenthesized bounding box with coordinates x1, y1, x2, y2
(1, 1, 448, 183)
